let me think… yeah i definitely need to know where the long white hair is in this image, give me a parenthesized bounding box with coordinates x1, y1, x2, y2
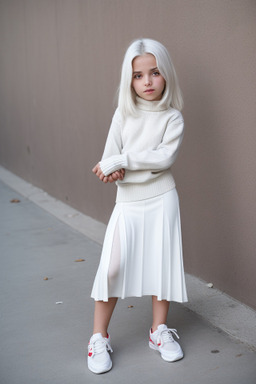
(117, 38, 183, 118)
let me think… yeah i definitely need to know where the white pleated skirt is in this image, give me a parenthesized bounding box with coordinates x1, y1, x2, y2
(91, 188, 188, 303)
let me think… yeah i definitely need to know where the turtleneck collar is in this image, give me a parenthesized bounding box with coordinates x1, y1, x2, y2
(135, 96, 168, 112)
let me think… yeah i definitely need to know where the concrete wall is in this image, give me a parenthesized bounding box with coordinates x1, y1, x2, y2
(0, 0, 256, 309)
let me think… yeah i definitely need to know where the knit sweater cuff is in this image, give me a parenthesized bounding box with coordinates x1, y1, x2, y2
(100, 154, 127, 176)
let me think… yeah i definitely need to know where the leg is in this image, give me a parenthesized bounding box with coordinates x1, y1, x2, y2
(151, 296, 170, 332)
(92, 222, 120, 337)
(88, 298, 117, 374)
(92, 218, 121, 338)
(149, 297, 183, 362)
(88, 217, 121, 374)
(93, 297, 118, 337)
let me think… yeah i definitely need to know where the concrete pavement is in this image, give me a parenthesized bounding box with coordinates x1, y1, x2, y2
(0, 170, 255, 384)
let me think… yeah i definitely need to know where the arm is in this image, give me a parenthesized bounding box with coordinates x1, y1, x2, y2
(101, 108, 123, 161)
(92, 109, 124, 183)
(100, 117, 184, 176)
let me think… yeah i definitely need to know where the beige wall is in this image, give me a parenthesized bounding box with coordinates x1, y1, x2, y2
(0, 0, 256, 309)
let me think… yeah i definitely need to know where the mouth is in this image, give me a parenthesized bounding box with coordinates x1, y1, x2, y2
(144, 89, 155, 94)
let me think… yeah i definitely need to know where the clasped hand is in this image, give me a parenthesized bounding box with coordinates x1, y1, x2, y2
(92, 163, 125, 183)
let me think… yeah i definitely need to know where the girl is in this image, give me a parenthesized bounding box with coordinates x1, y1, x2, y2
(88, 38, 188, 374)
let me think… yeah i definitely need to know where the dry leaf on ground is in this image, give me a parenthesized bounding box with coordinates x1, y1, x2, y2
(10, 199, 20, 203)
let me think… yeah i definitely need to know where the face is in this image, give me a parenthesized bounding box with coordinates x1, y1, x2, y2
(132, 53, 166, 101)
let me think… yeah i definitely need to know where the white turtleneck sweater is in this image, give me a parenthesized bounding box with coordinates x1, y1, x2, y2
(99, 97, 184, 202)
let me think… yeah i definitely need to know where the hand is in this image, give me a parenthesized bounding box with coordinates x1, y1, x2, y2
(92, 163, 107, 182)
(92, 163, 125, 183)
(108, 169, 125, 183)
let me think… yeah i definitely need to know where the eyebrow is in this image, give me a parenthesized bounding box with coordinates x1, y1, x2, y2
(132, 67, 159, 74)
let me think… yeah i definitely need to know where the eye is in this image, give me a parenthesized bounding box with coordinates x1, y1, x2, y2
(133, 74, 142, 79)
(152, 71, 160, 76)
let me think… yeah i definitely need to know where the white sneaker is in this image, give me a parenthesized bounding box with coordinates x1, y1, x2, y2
(87, 333, 113, 374)
(149, 324, 183, 362)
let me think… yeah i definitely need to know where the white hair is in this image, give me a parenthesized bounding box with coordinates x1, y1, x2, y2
(117, 38, 183, 118)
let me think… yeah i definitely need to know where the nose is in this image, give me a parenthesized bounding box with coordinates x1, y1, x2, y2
(145, 75, 152, 86)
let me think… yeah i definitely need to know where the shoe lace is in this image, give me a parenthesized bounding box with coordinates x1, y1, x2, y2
(89, 338, 113, 357)
(157, 328, 180, 346)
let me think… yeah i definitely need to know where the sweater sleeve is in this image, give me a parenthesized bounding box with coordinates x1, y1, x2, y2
(100, 116, 184, 176)
(101, 109, 123, 161)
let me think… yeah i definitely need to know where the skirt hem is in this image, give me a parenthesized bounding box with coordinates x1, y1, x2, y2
(91, 293, 189, 303)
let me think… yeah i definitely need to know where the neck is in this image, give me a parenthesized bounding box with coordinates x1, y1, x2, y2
(135, 96, 168, 112)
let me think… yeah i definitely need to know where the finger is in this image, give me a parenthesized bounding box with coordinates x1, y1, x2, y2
(99, 173, 105, 181)
(111, 172, 118, 180)
(92, 163, 99, 173)
(118, 170, 124, 180)
(96, 168, 103, 177)
(115, 171, 121, 179)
